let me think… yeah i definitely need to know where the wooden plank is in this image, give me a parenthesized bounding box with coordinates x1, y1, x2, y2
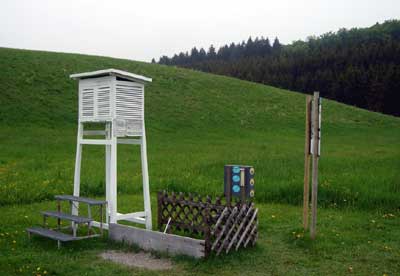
(109, 223, 205, 259)
(80, 139, 112, 145)
(41, 211, 93, 223)
(310, 92, 320, 240)
(117, 138, 141, 145)
(26, 227, 78, 242)
(303, 95, 312, 230)
(55, 195, 107, 205)
(83, 130, 106, 136)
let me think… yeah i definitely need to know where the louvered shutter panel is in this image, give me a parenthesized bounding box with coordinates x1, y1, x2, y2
(81, 87, 95, 118)
(96, 85, 111, 117)
(115, 81, 144, 136)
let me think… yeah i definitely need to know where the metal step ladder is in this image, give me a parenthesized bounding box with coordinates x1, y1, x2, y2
(26, 195, 107, 249)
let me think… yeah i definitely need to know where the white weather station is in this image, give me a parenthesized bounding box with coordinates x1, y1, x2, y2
(70, 69, 153, 230)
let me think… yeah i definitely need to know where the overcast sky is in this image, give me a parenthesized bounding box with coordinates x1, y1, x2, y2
(0, 0, 399, 62)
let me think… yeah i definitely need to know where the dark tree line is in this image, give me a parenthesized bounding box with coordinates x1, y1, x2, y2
(156, 20, 400, 116)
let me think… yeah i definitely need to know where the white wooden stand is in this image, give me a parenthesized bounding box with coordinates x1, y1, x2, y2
(70, 69, 153, 230)
(72, 122, 152, 230)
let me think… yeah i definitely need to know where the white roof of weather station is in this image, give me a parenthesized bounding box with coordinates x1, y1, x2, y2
(70, 68, 152, 83)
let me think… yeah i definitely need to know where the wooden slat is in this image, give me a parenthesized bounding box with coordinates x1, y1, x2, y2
(27, 227, 78, 242)
(218, 205, 247, 255)
(109, 223, 205, 259)
(41, 211, 92, 223)
(80, 139, 112, 145)
(303, 95, 312, 230)
(226, 204, 254, 252)
(310, 92, 320, 240)
(211, 207, 228, 235)
(117, 138, 141, 145)
(211, 207, 238, 251)
(244, 221, 258, 248)
(83, 130, 106, 136)
(236, 208, 258, 250)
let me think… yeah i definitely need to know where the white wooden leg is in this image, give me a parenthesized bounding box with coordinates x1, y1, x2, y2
(105, 123, 111, 225)
(141, 128, 152, 230)
(109, 136, 118, 223)
(72, 123, 83, 216)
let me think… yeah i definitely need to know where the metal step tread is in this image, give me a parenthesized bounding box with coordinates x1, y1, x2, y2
(54, 195, 106, 205)
(41, 211, 93, 223)
(26, 227, 78, 242)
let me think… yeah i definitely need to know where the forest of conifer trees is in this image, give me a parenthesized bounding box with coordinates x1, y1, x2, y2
(156, 20, 400, 116)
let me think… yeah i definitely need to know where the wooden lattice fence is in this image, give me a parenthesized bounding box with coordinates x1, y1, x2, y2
(157, 191, 258, 256)
(211, 203, 258, 255)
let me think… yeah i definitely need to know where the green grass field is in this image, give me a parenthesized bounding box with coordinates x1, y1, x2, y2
(0, 47, 399, 275)
(0, 195, 399, 275)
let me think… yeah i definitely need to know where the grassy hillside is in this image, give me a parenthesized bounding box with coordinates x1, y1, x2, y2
(0, 47, 399, 209)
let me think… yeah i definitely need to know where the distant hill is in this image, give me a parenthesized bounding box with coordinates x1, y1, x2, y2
(0, 47, 399, 210)
(157, 20, 400, 117)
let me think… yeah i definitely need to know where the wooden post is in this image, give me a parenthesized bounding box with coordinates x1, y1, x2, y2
(226, 167, 232, 207)
(303, 95, 312, 230)
(310, 92, 320, 240)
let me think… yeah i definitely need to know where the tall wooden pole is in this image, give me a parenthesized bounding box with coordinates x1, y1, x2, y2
(310, 92, 320, 240)
(303, 95, 312, 230)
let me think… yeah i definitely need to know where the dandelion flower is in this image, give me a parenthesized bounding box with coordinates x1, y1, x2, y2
(12, 240, 16, 244)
